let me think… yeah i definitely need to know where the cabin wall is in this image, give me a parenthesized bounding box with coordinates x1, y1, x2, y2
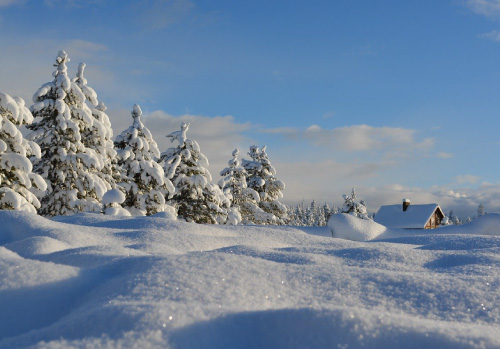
(425, 211, 443, 229)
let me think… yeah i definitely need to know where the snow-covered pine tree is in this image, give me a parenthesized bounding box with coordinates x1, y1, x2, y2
(161, 122, 228, 224)
(317, 203, 327, 226)
(114, 104, 175, 216)
(27, 50, 108, 216)
(286, 203, 302, 226)
(0, 92, 47, 212)
(448, 210, 455, 223)
(219, 149, 274, 225)
(305, 201, 316, 226)
(242, 145, 288, 224)
(340, 188, 371, 220)
(72, 62, 119, 189)
(477, 203, 485, 217)
(322, 202, 335, 222)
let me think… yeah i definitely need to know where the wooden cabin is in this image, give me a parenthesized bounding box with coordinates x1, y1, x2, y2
(374, 199, 445, 229)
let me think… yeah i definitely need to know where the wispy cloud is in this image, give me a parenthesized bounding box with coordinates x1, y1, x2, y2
(132, 0, 195, 31)
(479, 29, 500, 41)
(322, 111, 336, 119)
(454, 174, 481, 184)
(466, 0, 500, 19)
(436, 152, 454, 159)
(262, 124, 434, 154)
(0, 0, 25, 7)
(43, 0, 104, 8)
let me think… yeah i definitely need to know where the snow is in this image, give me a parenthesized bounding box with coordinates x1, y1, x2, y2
(328, 213, 387, 240)
(0, 210, 499, 347)
(375, 203, 441, 229)
(102, 188, 126, 206)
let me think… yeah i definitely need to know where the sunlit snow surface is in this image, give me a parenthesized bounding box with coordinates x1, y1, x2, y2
(0, 211, 499, 348)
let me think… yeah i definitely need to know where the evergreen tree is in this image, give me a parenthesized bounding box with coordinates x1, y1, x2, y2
(448, 210, 455, 222)
(305, 200, 317, 226)
(72, 62, 119, 189)
(288, 203, 305, 226)
(114, 104, 175, 216)
(340, 188, 371, 220)
(322, 202, 334, 223)
(219, 149, 273, 225)
(477, 203, 485, 217)
(0, 92, 47, 212)
(161, 122, 228, 224)
(242, 145, 288, 224)
(27, 50, 108, 216)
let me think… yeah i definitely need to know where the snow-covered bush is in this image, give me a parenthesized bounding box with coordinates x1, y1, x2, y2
(340, 188, 371, 220)
(242, 145, 288, 224)
(102, 188, 131, 216)
(0, 92, 47, 212)
(27, 50, 108, 216)
(219, 149, 273, 225)
(161, 122, 228, 224)
(114, 104, 175, 216)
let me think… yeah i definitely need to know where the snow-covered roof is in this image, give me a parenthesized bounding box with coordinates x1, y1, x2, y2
(374, 203, 443, 229)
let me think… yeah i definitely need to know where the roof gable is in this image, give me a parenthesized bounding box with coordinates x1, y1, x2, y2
(374, 204, 442, 229)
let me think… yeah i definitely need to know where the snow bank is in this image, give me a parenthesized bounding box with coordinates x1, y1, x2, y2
(438, 213, 500, 236)
(329, 212, 500, 242)
(328, 213, 387, 241)
(0, 210, 499, 348)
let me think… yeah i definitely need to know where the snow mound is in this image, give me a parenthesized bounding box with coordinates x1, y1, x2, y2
(5, 236, 70, 257)
(1, 210, 500, 347)
(438, 213, 500, 236)
(102, 189, 126, 206)
(329, 212, 500, 242)
(328, 213, 387, 241)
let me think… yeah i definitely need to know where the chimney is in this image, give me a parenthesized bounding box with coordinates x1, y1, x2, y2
(403, 198, 410, 212)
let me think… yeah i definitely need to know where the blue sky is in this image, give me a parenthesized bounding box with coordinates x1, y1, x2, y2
(1, 0, 500, 217)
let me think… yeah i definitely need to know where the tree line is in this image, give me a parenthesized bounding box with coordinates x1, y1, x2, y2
(0, 50, 288, 225)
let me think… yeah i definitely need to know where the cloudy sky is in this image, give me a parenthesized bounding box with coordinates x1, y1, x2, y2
(1, 0, 500, 217)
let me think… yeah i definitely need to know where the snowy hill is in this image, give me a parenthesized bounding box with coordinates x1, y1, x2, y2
(1, 211, 499, 348)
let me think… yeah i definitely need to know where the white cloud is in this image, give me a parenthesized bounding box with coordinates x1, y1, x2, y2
(436, 152, 454, 159)
(132, 0, 195, 30)
(43, 0, 104, 7)
(263, 124, 434, 156)
(466, 0, 500, 19)
(322, 111, 335, 119)
(454, 174, 480, 184)
(479, 29, 500, 41)
(0, 0, 25, 7)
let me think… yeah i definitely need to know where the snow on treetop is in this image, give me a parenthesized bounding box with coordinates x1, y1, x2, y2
(131, 104, 144, 128)
(133, 104, 142, 117)
(166, 122, 190, 146)
(76, 63, 87, 83)
(0, 92, 33, 125)
(56, 50, 68, 64)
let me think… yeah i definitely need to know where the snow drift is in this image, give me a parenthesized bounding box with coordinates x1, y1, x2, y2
(328, 212, 500, 241)
(1, 211, 499, 348)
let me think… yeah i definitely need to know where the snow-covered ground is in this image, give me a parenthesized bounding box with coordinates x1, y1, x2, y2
(1, 211, 499, 348)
